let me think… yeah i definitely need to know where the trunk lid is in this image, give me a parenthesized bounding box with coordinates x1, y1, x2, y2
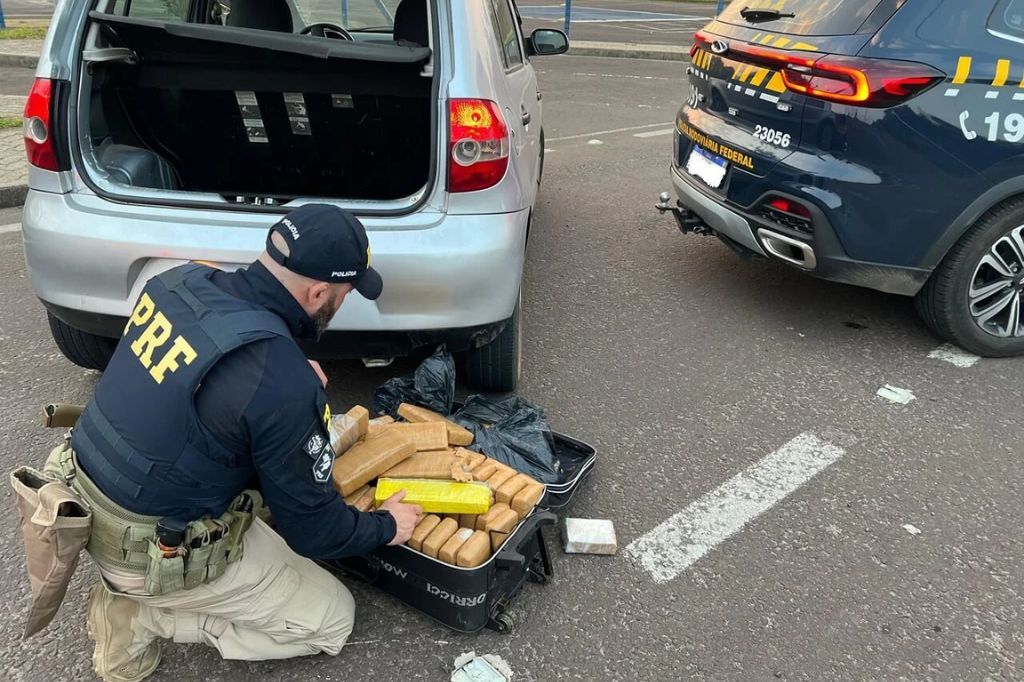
(682, 0, 899, 181)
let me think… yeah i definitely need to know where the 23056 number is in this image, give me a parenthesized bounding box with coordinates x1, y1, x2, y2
(754, 125, 791, 148)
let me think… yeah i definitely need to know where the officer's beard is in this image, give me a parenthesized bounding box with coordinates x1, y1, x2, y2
(313, 290, 342, 339)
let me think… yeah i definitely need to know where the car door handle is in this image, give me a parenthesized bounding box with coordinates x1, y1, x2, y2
(521, 106, 531, 126)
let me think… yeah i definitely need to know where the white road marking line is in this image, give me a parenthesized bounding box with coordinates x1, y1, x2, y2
(759, 93, 781, 103)
(877, 385, 915, 405)
(633, 128, 675, 138)
(0, 223, 22, 235)
(587, 139, 604, 145)
(544, 147, 555, 153)
(1014, 93, 1024, 101)
(902, 524, 922, 536)
(928, 343, 981, 368)
(624, 432, 845, 583)
(570, 72, 673, 81)
(985, 90, 1000, 99)
(944, 88, 960, 97)
(547, 121, 672, 142)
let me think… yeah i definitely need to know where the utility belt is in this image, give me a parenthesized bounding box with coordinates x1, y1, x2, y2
(47, 442, 261, 596)
(11, 403, 263, 639)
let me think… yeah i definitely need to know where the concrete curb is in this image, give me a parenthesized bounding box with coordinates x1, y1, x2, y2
(0, 40, 693, 68)
(0, 53, 39, 68)
(568, 40, 690, 61)
(0, 184, 28, 209)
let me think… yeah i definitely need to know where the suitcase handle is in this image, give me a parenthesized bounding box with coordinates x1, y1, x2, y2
(495, 510, 556, 572)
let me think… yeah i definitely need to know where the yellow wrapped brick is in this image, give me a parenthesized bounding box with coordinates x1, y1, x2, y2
(375, 478, 492, 515)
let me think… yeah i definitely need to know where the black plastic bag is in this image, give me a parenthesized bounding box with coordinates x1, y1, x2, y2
(373, 346, 455, 417)
(453, 395, 563, 485)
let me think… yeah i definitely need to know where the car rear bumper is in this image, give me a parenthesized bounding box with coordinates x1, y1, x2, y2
(23, 190, 527, 341)
(668, 166, 931, 296)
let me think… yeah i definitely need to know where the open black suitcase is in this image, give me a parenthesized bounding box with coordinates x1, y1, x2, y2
(323, 431, 596, 633)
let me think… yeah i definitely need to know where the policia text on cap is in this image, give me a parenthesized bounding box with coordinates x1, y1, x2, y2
(18, 205, 423, 682)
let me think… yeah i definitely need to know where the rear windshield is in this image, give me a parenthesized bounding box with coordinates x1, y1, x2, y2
(718, 0, 888, 36)
(990, 0, 1024, 41)
(110, 0, 403, 31)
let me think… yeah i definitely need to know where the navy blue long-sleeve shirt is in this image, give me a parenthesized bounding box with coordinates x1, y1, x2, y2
(192, 261, 396, 558)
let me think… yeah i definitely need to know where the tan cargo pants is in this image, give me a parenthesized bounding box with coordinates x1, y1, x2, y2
(98, 518, 355, 661)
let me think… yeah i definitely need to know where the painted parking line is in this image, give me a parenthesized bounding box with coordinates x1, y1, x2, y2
(877, 385, 916, 405)
(0, 223, 22, 235)
(625, 432, 845, 584)
(546, 121, 672, 142)
(633, 128, 675, 138)
(928, 344, 981, 368)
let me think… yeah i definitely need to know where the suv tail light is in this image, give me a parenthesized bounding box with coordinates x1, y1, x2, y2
(694, 32, 944, 107)
(24, 78, 62, 171)
(449, 99, 509, 193)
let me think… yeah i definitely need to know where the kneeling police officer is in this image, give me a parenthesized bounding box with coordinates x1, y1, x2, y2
(49, 205, 422, 680)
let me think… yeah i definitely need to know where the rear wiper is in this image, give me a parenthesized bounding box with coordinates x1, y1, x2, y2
(739, 6, 796, 23)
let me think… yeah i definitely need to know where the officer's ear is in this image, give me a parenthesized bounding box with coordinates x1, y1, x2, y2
(305, 281, 332, 310)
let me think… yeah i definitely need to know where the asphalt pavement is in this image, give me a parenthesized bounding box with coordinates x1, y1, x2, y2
(520, 0, 715, 45)
(2, 53, 1024, 681)
(0, 0, 51, 21)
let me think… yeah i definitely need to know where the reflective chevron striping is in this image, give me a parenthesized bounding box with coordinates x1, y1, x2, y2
(993, 59, 1011, 87)
(952, 56, 972, 85)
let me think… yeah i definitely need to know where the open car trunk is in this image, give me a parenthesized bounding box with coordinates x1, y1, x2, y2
(82, 13, 435, 205)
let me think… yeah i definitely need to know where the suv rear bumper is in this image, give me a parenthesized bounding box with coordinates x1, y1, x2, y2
(23, 189, 527, 347)
(669, 167, 931, 296)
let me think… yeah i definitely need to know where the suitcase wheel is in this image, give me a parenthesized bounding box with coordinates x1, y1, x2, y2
(491, 611, 515, 634)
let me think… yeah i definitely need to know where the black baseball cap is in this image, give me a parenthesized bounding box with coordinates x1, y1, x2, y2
(266, 204, 383, 300)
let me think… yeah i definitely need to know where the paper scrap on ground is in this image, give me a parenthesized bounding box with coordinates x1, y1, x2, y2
(452, 652, 513, 682)
(625, 432, 845, 583)
(563, 518, 618, 555)
(877, 385, 916, 405)
(902, 524, 922, 536)
(928, 344, 981, 368)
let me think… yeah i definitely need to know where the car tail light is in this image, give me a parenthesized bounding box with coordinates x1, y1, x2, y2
(761, 196, 814, 233)
(449, 99, 509, 193)
(24, 78, 62, 171)
(689, 42, 699, 59)
(693, 32, 943, 107)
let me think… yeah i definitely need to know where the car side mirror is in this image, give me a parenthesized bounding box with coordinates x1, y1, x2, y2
(526, 28, 569, 57)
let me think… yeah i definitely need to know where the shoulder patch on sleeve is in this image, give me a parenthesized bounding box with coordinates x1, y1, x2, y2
(312, 445, 335, 484)
(305, 432, 327, 456)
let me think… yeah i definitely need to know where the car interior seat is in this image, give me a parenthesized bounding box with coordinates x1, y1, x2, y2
(393, 0, 428, 47)
(225, 0, 294, 32)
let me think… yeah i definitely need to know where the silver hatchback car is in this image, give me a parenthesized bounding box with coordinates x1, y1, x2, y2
(21, 0, 568, 392)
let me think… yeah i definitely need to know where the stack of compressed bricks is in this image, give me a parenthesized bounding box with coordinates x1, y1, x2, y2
(330, 403, 546, 568)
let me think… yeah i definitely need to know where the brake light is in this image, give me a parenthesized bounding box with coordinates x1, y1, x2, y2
(689, 43, 699, 59)
(767, 198, 811, 220)
(24, 78, 61, 171)
(693, 32, 943, 107)
(449, 99, 509, 193)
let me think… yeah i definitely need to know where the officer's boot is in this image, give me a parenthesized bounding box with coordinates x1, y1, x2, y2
(86, 584, 162, 682)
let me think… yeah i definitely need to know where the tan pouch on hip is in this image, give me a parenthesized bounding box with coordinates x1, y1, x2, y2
(10, 466, 93, 639)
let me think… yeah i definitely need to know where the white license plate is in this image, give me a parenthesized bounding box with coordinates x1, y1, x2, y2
(685, 146, 728, 189)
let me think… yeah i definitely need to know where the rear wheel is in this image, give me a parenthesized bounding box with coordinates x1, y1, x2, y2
(916, 198, 1024, 356)
(462, 297, 521, 393)
(47, 313, 117, 370)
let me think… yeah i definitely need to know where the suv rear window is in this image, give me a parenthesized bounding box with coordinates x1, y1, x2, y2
(718, 0, 889, 36)
(990, 0, 1024, 41)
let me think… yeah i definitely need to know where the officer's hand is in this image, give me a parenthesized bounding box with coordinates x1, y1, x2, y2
(380, 490, 423, 546)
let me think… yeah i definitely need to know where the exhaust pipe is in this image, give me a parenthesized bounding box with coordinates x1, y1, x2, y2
(756, 228, 817, 270)
(362, 357, 394, 369)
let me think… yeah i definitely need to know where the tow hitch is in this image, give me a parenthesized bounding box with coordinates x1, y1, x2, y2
(655, 192, 710, 236)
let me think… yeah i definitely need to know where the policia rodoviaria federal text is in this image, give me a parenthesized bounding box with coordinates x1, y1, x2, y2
(11, 205, 423, 681)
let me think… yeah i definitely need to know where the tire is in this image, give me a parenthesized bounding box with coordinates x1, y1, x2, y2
(916, 197, 1024, 357)
(47, 313, 117, 370)
(463, 298, 521, 393)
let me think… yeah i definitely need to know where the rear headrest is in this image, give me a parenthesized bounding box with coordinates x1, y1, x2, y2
(393, 0, 428, 47)
(226, 0, 294, 33)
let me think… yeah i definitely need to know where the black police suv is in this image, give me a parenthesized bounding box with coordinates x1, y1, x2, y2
(662, 0, 1024, 356)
